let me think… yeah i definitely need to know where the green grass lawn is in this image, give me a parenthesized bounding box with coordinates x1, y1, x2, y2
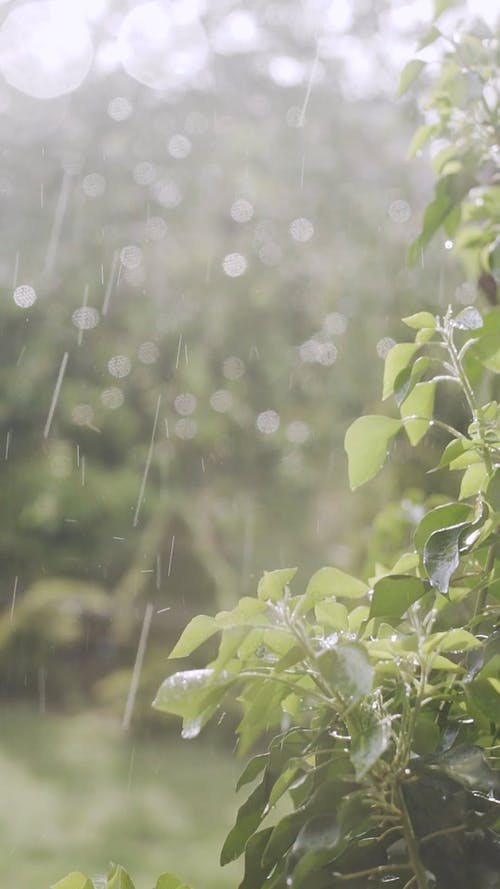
(0, 706, 241, 889)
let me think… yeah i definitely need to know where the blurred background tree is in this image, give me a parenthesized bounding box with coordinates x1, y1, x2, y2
(0, 0, 495, 716)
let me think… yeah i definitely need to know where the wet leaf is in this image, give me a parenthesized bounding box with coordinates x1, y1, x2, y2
(344, 415, 402, 489)
(394, 356, 431, 407)
(154, 876, 191, 889)
(400, 380, 436, 445)
(221, 779, 269, 865)
(397, 59, 426, 97)
(402, 311, 436, 330)
(369, 574, 427, 621)
(257, 568, 297, 602)
(236, 753, 269, 791)
(107, 864, 136, 889)
(302, 567, 368, 612)
(436, 745, 500, 793)
(239, 828, 274, 889)
(466, 678, 500, 724)
(459, 462, 488, 499)
(414, 502, 472, 552)
(152, 669, 233, 719)
(383, 343, 420, 399)
(314, 600, 349, 630)
(351, 712, 391, 779)
(169, 614, 218, 658)
(452, 306, 483, 330)
(424, 524, 469, 593)
(51, 875, 94, 889)
(317, 642, 373, 704)
(423, 628, 480, 653)
(473, 332, 500, 372)
(262, 811, 306, 868)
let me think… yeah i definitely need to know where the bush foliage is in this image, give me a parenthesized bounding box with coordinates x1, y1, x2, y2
(56, 4, 500, 888)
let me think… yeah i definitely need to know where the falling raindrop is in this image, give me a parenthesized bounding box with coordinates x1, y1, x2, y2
(223, 356, 245, 380)
(133, 161, 157, 186)
(82, 173, 106, 198)
(72, 404, 94, 426)
(230, 198, 254, 223)
(107, 96, 133, 121)
(222, 252, 247, 277)
(376, 337, 396, 358)
(210, 389, 233, 412)
(290, 217, 314, 242)
(175, 417, 197, 439)
(388, 199, 411, 223)
(72, 306, 100, 330)
(108, 355, 131, 378)
(256, 410, 280, 434)
(174, 392, 197, 415)
(13, 284, 37, 308)
(101, 387, 124, 409)
(120, 245, 143, 269)
(138, 341, 159, 364)
(167, 134, 192, 159)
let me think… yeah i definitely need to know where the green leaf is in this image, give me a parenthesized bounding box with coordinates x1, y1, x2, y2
(407, 176, 458, 265)
(239, 827, 275, 889)
(303, 567, 368, 611)
(350, 711, 391, 779)
(169, 614, 218, 658)
(423, 509, 478, 592)
(436, 745, 500, 792)
(397, 59, 426, 97)
(473, 332, 500, 372)
(152, 669, 233, 719)
(423, 628, 480, 653)
(262, 811, 306, 868)
(287, 814, 341, 889)
(221, 779, 269, 865)
(383, 343, 420, 399)
(314, 600, 348, 631)
(236, 754, 269, 791)
(344, 415, 402, 489)
(107, 865, 136, 889)
(400, 381, 436, 445)
(394, 356, 431, 407)
(215, 597, 267, 627)
(466, 679, 500, 724)
(369, 575, 427, 621)
(407, 123, 438, 158)
(459, 462, 488, 499)
(433, 438, 475, 470)
(154, 876, 191, 889)
(316, 642, 373, 704)
(433, 0, 461, 18)
(402, 311, 436, 330)
(418, 24, 441, 49)
(257, 567, 297, 601)
(452, 306, 483, 330)
(51, 875, 94, 889)
(414, 502, 472, 553)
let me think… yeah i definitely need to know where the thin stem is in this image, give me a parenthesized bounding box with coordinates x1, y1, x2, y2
(395, 781, 429, 889)
(475, 543, 497, 616)
(333, 864, 412, 882)
(420, 823, 465, 845)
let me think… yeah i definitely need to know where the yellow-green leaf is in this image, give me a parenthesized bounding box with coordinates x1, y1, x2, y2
(397, 59, 426, 98)
(257, 567, 297, 601)
(344, 415, 402, 489)
(400, 381, 436, 445)
(383, 343, 420, 399)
